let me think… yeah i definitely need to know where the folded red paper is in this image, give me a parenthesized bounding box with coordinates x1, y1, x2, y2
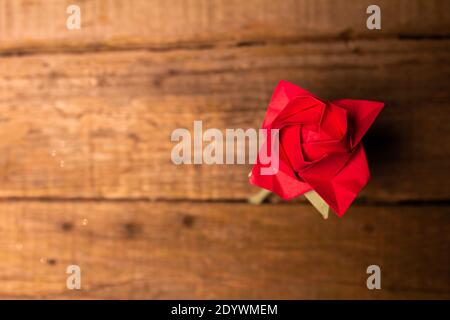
(249, 80, 384, 217)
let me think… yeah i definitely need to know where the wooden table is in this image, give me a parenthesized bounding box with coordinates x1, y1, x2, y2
(0, 0, 448, 299)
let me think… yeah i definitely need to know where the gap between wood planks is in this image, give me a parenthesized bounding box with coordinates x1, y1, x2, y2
(0, 196, 448, 207)
(1, 34, 450, 58)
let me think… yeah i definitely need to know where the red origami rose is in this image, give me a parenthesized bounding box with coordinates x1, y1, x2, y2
(249, 80, 384, 216)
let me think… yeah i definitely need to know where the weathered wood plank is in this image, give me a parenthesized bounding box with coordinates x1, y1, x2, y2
(0, 0, 449, 53)
(0, 201, 448, 299)
(0, 40, 448, 201)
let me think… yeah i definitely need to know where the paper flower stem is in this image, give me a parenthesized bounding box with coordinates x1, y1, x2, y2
(248, 188, 329, 219)
(248, 189, 272, 205)
(304, 190, 329, 219)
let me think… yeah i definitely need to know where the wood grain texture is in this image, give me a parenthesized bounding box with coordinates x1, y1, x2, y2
(0, 0, 449, 53)
(0, 201, 448, 299)
(0, 0, 449, 301)
(0, 40, 448, 201)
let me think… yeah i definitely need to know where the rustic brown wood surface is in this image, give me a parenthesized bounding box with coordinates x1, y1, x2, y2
(0, 0, 448, 299)
(0, 202, 448, 299)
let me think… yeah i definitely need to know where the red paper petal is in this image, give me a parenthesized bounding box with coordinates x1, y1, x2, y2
(301, 103, 349, 161)
(279, 125, 303, 173)
(249, 168, 312, 200)
(250, 142, 312, 199)
(299, 145, 370, 216)
(263, 80, 321, 129)
(332, 99, 384, 147)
